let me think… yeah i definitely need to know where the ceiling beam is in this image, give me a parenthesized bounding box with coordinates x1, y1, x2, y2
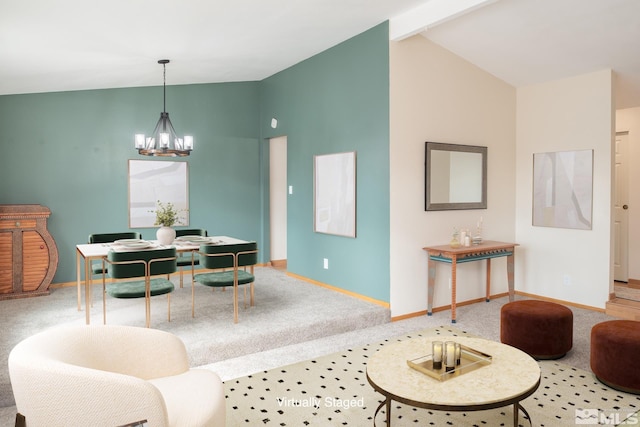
(389, 0, 499, 41)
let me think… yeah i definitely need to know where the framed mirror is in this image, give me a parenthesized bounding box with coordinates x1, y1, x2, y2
(425, 142, 487, 211)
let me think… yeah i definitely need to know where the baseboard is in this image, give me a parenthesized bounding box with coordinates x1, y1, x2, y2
(270, 259, 287, 269)
(51, 272, 604, 316)
(391, 290, 605, 322)
(390, 293, 510, 322)
(513, 290, 605, 313)
(286, 272, 390, 309)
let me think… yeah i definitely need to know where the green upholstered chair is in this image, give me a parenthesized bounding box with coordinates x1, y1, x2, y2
(102, 247, 177, 328)
(88, 232, 143, 275)
(193, 242, 258, 323)
(86, 232, 143, 307)
(174, 228, 208, 288)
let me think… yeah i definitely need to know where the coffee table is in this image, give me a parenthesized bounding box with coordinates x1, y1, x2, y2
(366, 336, 540, 426)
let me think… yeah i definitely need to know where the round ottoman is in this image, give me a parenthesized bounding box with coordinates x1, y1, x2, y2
(500, 300, 573, 359)
(591, 320, 640, 394)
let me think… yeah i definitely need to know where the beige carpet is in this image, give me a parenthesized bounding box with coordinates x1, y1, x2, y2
(225, 326, 640, 426)
(0, 267, 390, 408)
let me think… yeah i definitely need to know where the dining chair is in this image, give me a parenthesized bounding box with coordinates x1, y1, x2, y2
(174, 228, 208, 288)
(86, 232, 143, 306)
(192, 242, 258, 323)
(102, 247, 177, 328)
(88, 232, 143, 275)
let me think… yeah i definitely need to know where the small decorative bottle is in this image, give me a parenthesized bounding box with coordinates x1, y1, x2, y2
(450, 228, 461, 248)
(473, 217, 483, 245)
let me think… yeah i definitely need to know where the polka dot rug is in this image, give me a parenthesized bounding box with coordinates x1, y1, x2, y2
(225, 326, 640, 426)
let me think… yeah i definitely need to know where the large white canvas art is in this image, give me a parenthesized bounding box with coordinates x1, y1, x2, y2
(532, 150, 593, 229)
(314, 151, 356, 238)
(128, 160, 189, 228)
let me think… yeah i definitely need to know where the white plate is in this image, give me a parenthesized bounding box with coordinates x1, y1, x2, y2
(176, 235, 209, 243)
(117, 241, 152, 249)
(114, 239, 144, 245)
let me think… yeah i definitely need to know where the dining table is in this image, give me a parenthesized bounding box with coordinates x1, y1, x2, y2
(75, 235, 248, 324)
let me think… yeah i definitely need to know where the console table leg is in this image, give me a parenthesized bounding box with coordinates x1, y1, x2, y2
(507, 253, 515, 302)
(427, 258, 436, 316)
(485, 258, 492, 302)
(451, 256, 457, 323)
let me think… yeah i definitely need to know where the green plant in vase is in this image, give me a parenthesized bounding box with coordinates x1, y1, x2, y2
(153, 201, 183, 227)
(151, 201, 187, 245)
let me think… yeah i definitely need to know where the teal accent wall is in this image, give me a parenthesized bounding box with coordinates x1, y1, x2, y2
(0, 82, 262, 283)
(0, 22, 391, 304)
(259, 22, 391, 302)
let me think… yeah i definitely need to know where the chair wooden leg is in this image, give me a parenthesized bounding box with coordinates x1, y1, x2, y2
(145, 283, 151, 328)
(191, 280, 195, 318)
(250, 282, 255, 306)
(243, 286, 247, 309)
(89, 275, 93, 308)
(233, 284, 239, 323)
(179, 267, 183, 288)
(145, 300, 150, 328)
(167, 293, 171, 322)
(102, 275, 107, 325)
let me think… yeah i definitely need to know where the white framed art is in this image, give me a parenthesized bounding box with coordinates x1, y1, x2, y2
(532, 149, 593, 230)
(128, 160, 189, 228)
(313, 151, 356, 238)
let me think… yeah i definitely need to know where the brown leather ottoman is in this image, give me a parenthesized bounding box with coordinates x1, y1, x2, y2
(591, 320, 640, 394)
(500, 300, 573, 359)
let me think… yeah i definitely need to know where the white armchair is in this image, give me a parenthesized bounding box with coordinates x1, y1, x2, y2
(8, 325, 225, 427)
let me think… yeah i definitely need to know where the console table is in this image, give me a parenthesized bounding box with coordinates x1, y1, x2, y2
(423, 241, 517, 323)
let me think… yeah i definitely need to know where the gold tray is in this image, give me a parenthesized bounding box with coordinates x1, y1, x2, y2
(407, 344, 492, 381)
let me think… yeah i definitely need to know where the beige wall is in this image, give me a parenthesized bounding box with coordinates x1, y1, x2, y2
(515, 69, 614, 308)
(616, 107, 640, 279)
(389, 35, 516, 317)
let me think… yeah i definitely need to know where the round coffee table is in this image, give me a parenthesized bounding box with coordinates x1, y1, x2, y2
(366, 336, 540, 426)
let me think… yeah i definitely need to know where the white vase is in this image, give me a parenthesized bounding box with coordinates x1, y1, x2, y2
(156, 226, 176, 245)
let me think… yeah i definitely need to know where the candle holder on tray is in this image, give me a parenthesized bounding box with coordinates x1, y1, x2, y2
(407, 342, 492, 381)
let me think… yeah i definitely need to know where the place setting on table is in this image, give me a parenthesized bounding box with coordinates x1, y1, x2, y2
(105, 236, 227, 251)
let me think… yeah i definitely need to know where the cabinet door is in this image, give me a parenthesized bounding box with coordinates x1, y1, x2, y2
(22, 231, 49, 292)
(0, 231, 12, 294)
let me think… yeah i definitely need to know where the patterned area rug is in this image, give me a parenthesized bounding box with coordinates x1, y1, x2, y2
(225, 326, 640, 426)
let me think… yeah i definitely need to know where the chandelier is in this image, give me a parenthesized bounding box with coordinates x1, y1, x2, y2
(134, 59, 193, 157)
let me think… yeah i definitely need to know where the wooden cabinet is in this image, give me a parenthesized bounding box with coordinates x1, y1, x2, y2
(0, 204, 58, 300)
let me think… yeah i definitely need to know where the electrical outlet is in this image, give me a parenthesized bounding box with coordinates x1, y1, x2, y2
(288, 185, 293, 195)
(323, 258, 329, 269)
(563, 275, 571, 286)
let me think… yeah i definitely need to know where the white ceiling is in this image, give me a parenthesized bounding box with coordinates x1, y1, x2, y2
(2, 0, 640, 108)
(420, 0, 640, 109)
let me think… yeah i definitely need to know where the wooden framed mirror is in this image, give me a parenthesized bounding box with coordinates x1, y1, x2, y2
(425, 142, 487, 211)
